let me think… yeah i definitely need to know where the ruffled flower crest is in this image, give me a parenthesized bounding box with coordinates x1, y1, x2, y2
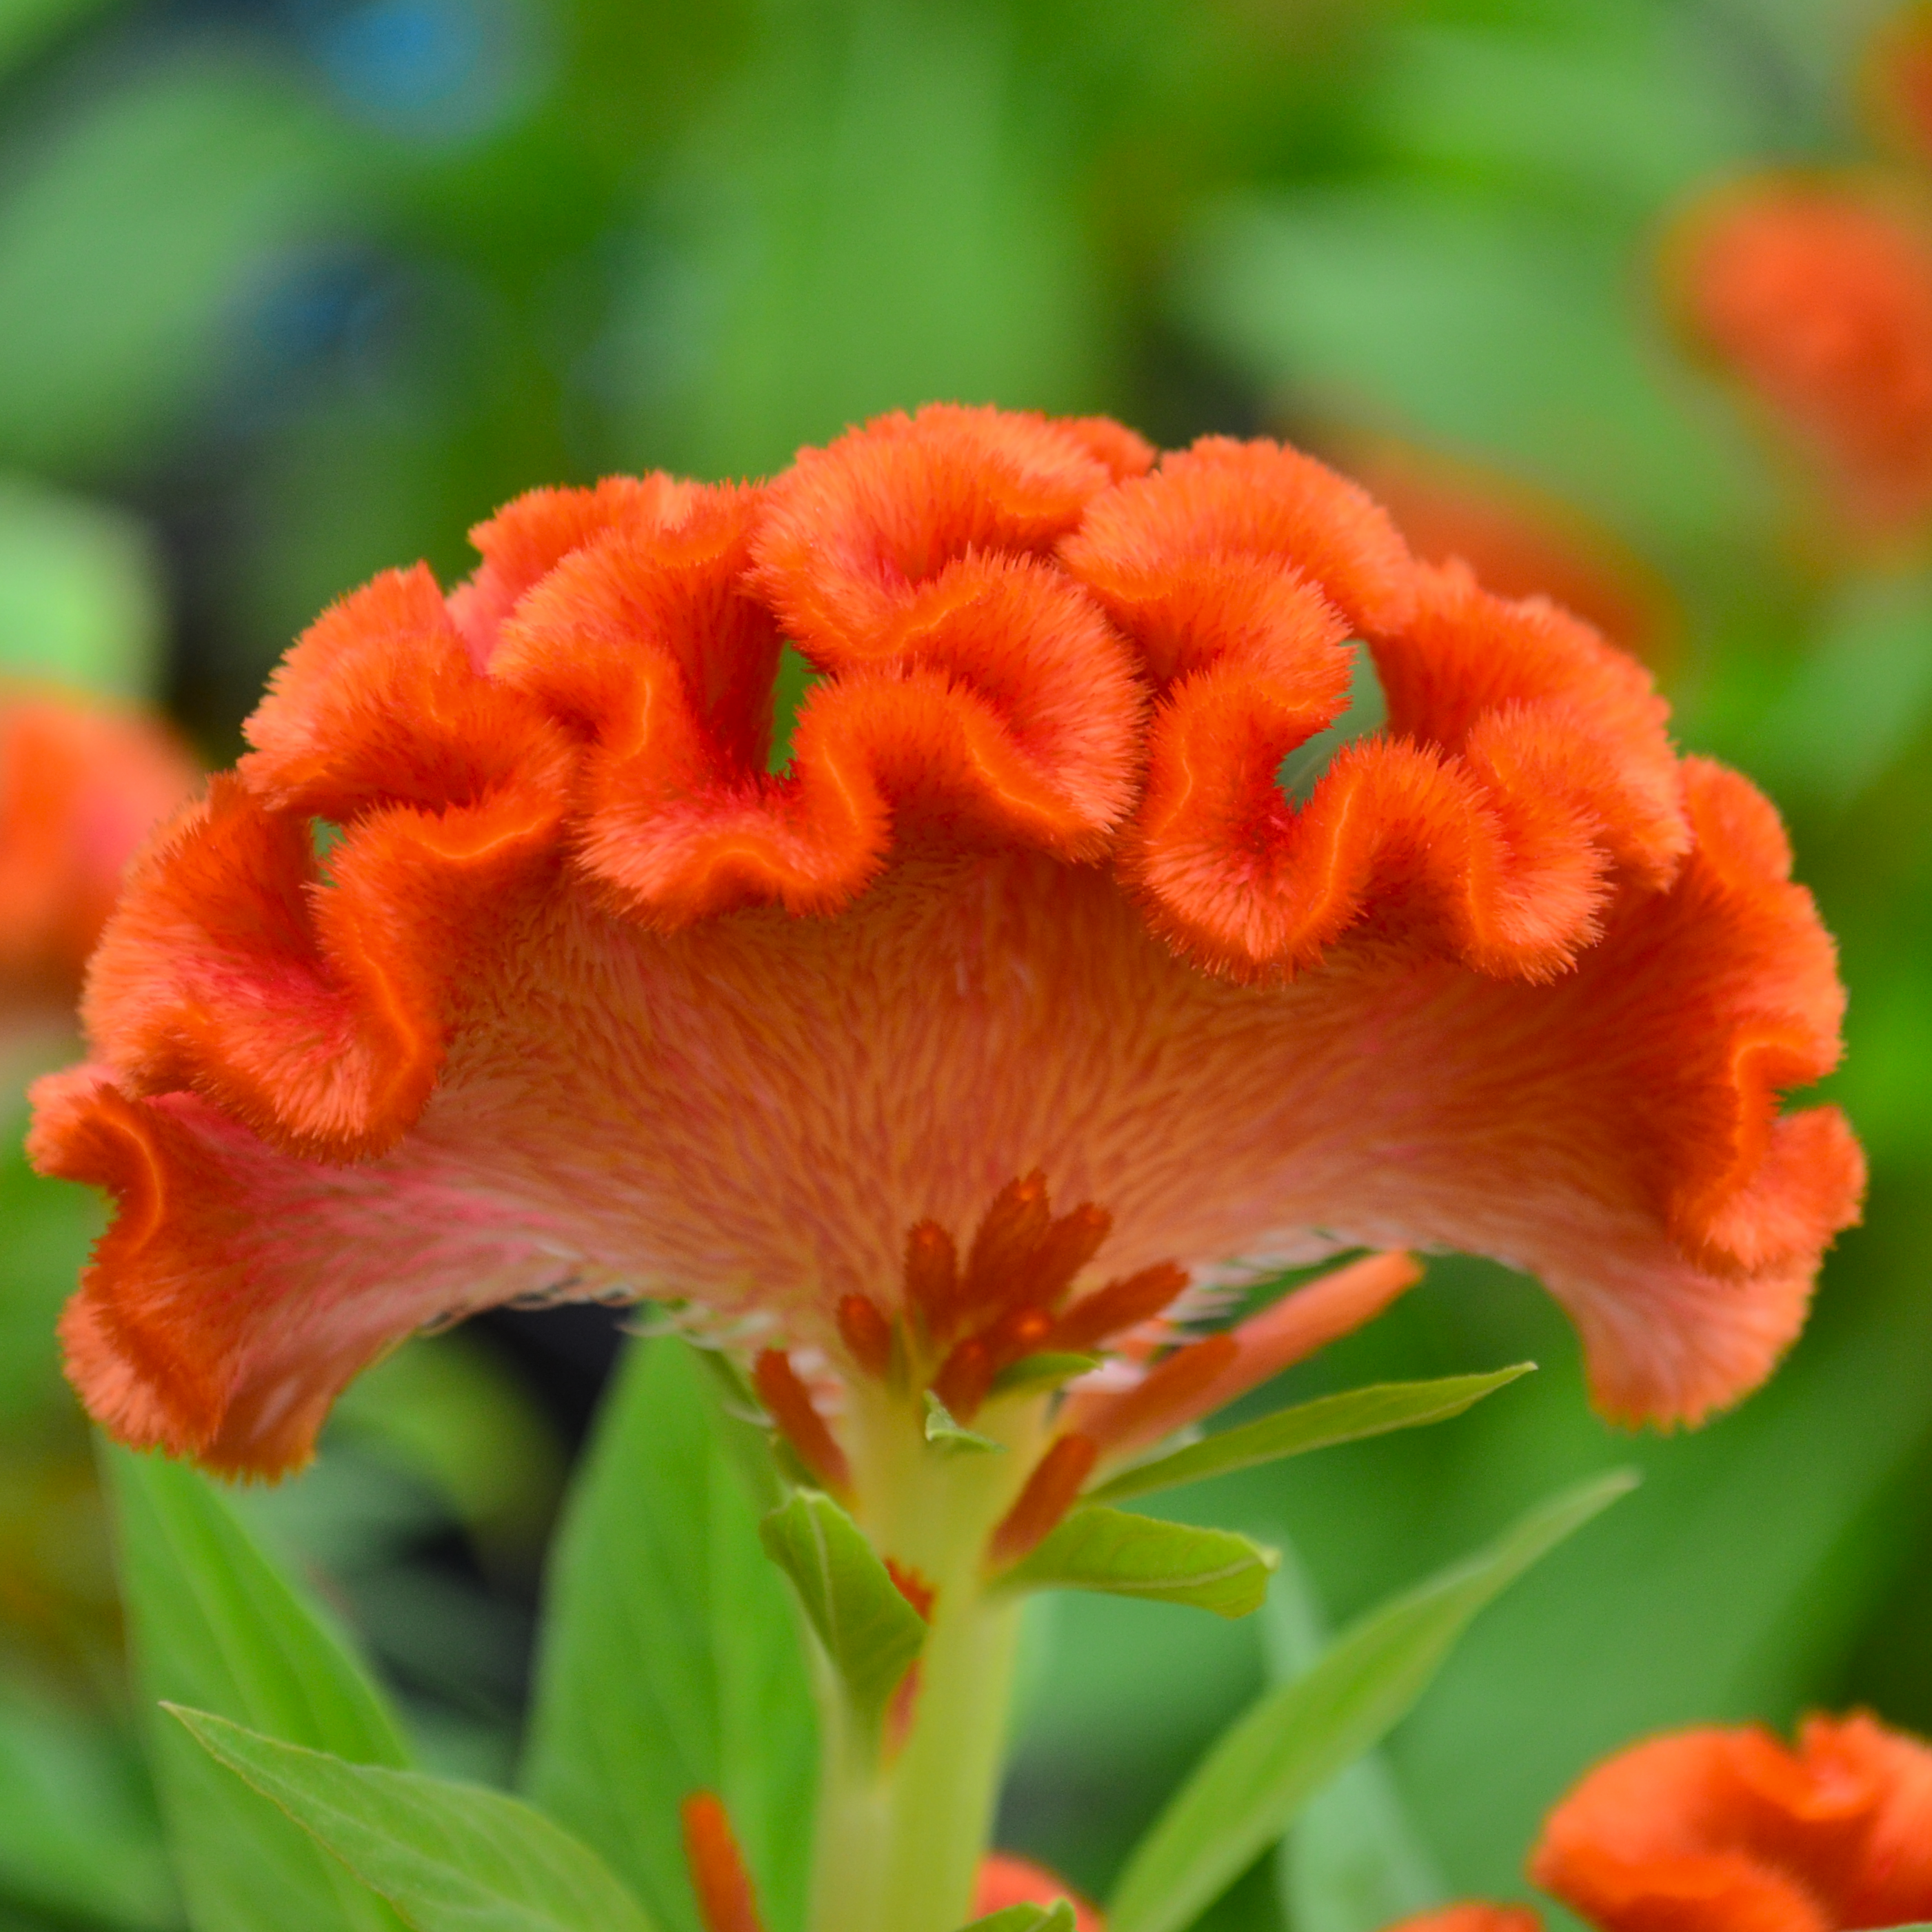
(28, 405, 1860, 1474)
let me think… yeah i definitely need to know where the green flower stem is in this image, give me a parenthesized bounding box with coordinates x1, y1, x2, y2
(805, 1386, 1045, 1932)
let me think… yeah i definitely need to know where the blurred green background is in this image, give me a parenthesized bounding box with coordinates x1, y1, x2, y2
(3, 0, 1930, 1926)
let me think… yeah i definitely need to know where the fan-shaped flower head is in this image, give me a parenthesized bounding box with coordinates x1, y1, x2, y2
(28, 406, 1859, 1483)
(1530, 1713, 1932, 1932)
(0, 685, 197, 1027)
(1670, 176, 1932, 534)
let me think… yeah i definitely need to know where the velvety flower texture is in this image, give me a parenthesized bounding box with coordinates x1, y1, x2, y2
(1673, 176, 1932, 532)
(28, 406, 1862, 1473)
(1531, 1714, 1932, 1932)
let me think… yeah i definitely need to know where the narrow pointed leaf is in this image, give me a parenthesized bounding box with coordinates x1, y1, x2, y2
(1266, 1549, 1443, 1932)
(958, 1904, 1076, 1932)
(996, 1505, 1278, 1619)
(1107, 1470, 1638, 1932)
(925, 1391, 1006, 1453)
(172, 1709, 657, 1932)
(1088, 1367, 1533, 1507)
(758, 1488, 927, 1729)
(103, 1440, 407, 1932)
(523, 1338, 816, 1932)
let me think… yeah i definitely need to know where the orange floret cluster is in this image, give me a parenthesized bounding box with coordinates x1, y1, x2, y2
(1673, 177, 1932, 533)
(28, 406, 1862, 1473)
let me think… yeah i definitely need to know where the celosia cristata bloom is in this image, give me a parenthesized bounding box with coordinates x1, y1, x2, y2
(1531, 1714, 1932, 1932)
(1672, 178, 1932, 532)
(28, 406, 1860, 1477)
(0, 687, 196, 1019)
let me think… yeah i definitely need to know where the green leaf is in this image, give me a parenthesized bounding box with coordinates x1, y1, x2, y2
(1107, 1470, 1637, 1932)
(997, 1507, 1278, 1620)
(1265, 1549, 1443, 1932)
(1087, 1368, 1533, 1507)
(0, 476, 165, 695)
(988, 1354, 1098, 1400)
(0, 51, 351, 472)
(925, 1390, 1006, 1453)
(103, 1440, 408, 1932)
(522, 1338, 816, 1932)
(758, 1488, 927, 1730)
(0, 1685, 177, 1929)
(172, 1710, 656, 1932)
(957, 1905, 1076, 1932)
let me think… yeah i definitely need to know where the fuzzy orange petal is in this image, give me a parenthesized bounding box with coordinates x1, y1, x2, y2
(29, 411, 1860, 1469)
(41, 752, 1853, 1467)
(29, 1066, 591, 1475)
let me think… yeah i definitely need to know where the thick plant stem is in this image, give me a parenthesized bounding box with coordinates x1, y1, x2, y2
(806, 1588, 1023, 1932)
(805, 1387, 1043, 1932)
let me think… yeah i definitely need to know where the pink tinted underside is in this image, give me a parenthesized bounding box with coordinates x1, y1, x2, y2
(130, 849, 1814, 1432)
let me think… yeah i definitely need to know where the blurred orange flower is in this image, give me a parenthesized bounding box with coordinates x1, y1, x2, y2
(1385, 1907, 1539, 1932)
(974, 1852, 1104, 1929)
(28, 406, 1860, 1474)
(1322, 436, 1679, 673)
(1531, 1713, 1932, 1932)
(0, 686, 196, 1023)
(1671, 177, 1932, 535)
(1863, 3, 1932, 172)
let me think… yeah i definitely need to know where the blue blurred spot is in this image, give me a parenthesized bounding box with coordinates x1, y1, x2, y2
(312, 0, 548, 143)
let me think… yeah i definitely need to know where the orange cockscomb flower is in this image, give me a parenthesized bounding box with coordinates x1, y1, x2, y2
(0, 687, 197, 1023)
(1531, 1714, 1932, 1932)
(1671, 177, 1932, 534)
(26, 405, 1860, 1476)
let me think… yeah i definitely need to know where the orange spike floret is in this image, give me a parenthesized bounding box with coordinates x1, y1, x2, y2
(903, 1220, 962, 1342)
(987, 1433, 1100, 1567)
(752, 1350, 851, 1496)
(1531, 1713, 1932, 1932)
(1074, 1334, 1240, 1459)
(1050, 1263, 1191, 1353)
(27, 405, 1862, 1472)
(680, 1793, 767, 1932)
(836, 1293, 895, 1379)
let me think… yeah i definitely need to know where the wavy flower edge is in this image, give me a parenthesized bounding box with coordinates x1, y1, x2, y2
(28, 405, 1862, 1471)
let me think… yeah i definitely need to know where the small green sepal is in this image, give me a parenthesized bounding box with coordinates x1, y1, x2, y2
(758, 1489, 927, 1729)
(994, 1504, 1278, 1618)
(956, 1904, 1077, 1932)
(924, 1390, 1007, 1453)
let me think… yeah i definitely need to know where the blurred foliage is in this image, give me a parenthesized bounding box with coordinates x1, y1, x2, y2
(2, 0, 1931, 1926)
